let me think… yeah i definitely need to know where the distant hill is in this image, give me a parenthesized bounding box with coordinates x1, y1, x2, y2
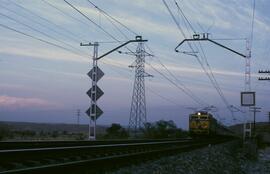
(229, 122, 270, 144)
(0, 121, 109, 141)
(230, 122, 270, 135)
(0, 121, 108, 134)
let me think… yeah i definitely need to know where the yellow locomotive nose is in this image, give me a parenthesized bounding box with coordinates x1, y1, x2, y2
(200, 121, 209, 129)
(190, 121, 197, 129)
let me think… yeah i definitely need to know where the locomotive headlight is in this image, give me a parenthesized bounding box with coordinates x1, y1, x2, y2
(197, 112, 201, 115)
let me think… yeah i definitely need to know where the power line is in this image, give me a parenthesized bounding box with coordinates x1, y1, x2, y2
(96, 0, 207, 107)
(0, 12, 87, 57)
(180, 2, 234, 115)
(175, 1, 246, 120)
(7, 0, 84, 43)
(165, 0, 234, 116)
(64, 0, 135, 54)
(63, 0, 119, 42)
(86, 0, 209, 107)
(66, 0, 208, 108)
(146, 61, 202, 106)
(0, 23, 87, 59)
(0, 3, 86, 50)
(146, 47, 208, 106)
(86, 0, 138, 36)
(100, 58, 186, 110)
(40, 0, 92, 33)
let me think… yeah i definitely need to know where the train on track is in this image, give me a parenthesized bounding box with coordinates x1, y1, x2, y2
(189, 111, 233, 136)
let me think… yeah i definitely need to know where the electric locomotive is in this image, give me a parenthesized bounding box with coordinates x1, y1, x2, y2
(189, 111, 234, 136)
(189, 111, 217, 135)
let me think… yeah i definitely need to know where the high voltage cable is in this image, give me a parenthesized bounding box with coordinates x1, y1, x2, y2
(0, 12, 87, 57)
(175, 1, 232, 110)
(0, 3, 87, 48)
(146, 62, 203, 106)
(145, 46, 208, 106)
(7, 0, 84, 44)
(162, 0, 218, 99)
(164, 0, 234, 116)
(40, 0, 92, 31)
(0, 23, 87, 59)
(174, 1, 196, 34)
(100, 60, 184, 108)
(0, 1, 206, 109)
(86, 0, 138, 36)
(63, 0, 119, 42)
(63, 0, 135, 54)
(63, 0, 209, 107)
(86, 0, 140, 54)
(174, 0, 234, 114)
(146, 86, 188, 108)
(89, 0, 206, 106)
(174, 0, 241, 119)
(40, 0, 133, 45)
(85, 0, 207, 106)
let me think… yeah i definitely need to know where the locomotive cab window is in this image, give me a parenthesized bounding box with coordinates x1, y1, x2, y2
(200, 116, 208, 119)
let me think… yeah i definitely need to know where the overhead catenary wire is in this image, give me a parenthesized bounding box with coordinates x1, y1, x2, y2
(145, 46, 209, 106)
(0, 12, 88, 57)
(177, 3, 243, 119)
(175, 0, 235, 114)
(100, 60, 185, 108)
(60, 0, 190, 108)
(40, 0, 92, 32)
(0, 23, 87, 59)
(146, 61, 203, 106)
(63, 0, 120, 42)
(89, 0, 207, 106)
(7, 0, 86, 44)
(164, 0, 235, 118)
(63, 0, 136, 55)
(175, 0, 246, 121)
(86, 0, 138, 36)
(85, 0, 209, 107)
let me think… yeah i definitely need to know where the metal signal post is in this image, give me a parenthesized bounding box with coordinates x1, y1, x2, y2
(77, 109, 81, 125)
(175, 33, 254, 139)
(249, 106, 261, 134)
(81, 42, 104, 140)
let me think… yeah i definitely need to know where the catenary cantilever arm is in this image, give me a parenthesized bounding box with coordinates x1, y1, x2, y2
(175, 38, 246, 58)
(96, 36, 148, 60)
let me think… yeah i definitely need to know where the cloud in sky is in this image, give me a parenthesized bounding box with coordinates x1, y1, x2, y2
(0, 95, 60, 110)
(0, 0, 270, 126)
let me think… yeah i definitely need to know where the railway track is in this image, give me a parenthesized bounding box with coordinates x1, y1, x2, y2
(0, 138, 191, 150)
(0, 137, 233, 174)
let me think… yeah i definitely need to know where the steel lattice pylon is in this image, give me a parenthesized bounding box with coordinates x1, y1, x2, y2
(129, 42, 149, 134)
(243, 39, 252, 139)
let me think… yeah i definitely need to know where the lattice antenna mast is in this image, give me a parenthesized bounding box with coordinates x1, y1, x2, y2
(243, 39, 253, 139)
(245, 40, 251, 91)
(129, 41, 153, 134)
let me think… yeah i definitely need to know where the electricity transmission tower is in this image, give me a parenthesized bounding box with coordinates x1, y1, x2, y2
(81, 36, 147, 140)
(129, 41, 152, 134)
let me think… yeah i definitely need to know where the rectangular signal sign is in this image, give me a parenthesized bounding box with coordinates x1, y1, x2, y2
(241, 92, 255, 106)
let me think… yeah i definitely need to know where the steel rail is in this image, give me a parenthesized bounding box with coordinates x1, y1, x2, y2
(0, 138, 234, 174)
(0, 138, 191, 150)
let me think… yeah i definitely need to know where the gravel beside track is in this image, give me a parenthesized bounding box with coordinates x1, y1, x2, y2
(108, 140, 244, 174)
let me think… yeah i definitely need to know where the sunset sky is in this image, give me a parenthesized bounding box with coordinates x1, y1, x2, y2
(0, 0, 270, 129)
